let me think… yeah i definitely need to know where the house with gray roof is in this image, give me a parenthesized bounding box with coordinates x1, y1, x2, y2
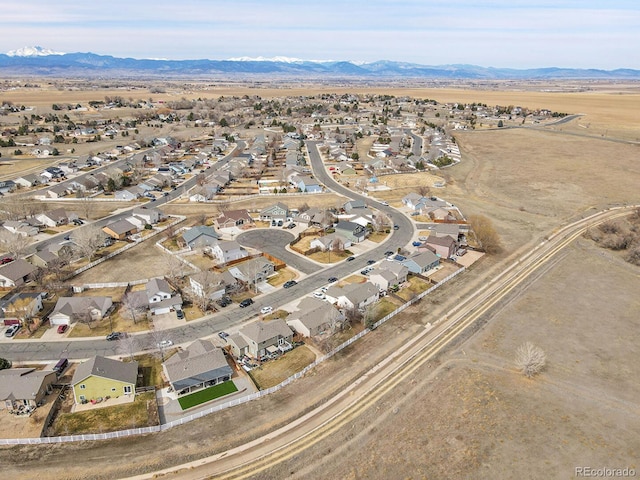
(325, 282, 379, 311)
(401, 251, 440, 274)
(228, 319, 294, 358)
(182, 225, 220, 250)
(102, 219, 137, 240)
(162, 339, 233, 395)
(0, 368, 57, 411)
(0, 259, 38, 288)
(228, 257, 275, 286)
(48, 296, 113, 326)
(335, 221, 367, 243)
(286, 297, 344, 337)
(71, 356, 138, 405)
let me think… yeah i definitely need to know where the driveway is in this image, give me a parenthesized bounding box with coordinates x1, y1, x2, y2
(237, 229, 322, 275)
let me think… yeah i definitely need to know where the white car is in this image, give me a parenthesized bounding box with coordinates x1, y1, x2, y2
(260, 306, 273, 315)
(157, 340, 173, 348)
(379, 201, 389, 206)
(312, 291, 325, 299)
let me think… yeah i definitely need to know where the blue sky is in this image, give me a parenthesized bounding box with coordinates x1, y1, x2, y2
(1, 0, 638, 69)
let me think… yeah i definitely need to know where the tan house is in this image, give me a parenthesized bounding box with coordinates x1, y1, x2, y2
(0, 368, 57, 411)
(227, 319, 293, 359)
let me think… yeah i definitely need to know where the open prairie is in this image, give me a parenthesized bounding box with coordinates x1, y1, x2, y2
(0, 81, 638, 479)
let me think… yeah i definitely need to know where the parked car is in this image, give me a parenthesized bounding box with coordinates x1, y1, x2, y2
(106, 331, 122, 341)
(384, 251, 394, 257)
(393, 225, 400, 230)
(287, 222, 297, 229)
(366, 259, 376, 265)
(57, 324, 68, 334)
(239, 298, 254, 308)
(379, 201, 389, 206)
(283, 280, 298, 288)
(218, 331, 229, 340)
(346, 256, 355, 262)
(328, 277, 338, 283)
(4, 324, 20, 338)
(157, 340, 173, 348)
(260, 306, 273, 315)
(175, 310, 185, 319)
(312, 291, 325, 299)
(217, 298, 230, 307)
(0, 257, 14, 265)
(412, 241, 422, 247)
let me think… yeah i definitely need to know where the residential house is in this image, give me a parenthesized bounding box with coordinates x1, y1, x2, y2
(0, 368, 57, 411)
(423, 235, 457, 258)
(402, 192, 425, 210)
(291, 175, 322, 193)
(182, 225, 220, 250)
(102, 219, 137, 240)
(0, 259, 37, 287)
(0, 291, 44, 325)
(132, 207, 163, 225)
(2, 220, 38, 237)
(227, 319, 294, 358)
(401, 251, 440, 274)
(188, 271, 230, 302)
(46, 183, 69, 199)
(343, 199, 367, 213)
(115, 186, 144, 201)
(71, 356, 138, 404)
(286, 297, 344, 337)
(214, 209, 254, 230)
(210, 240, 248, 264)
(146, 278, 182, 315)
(259, 203, 290, 226)
(48, 296, 113, 326)
(0, 180, 16, 194)
(310, 232, 352, 252)
(325, 282, 379, 311)
(228, 257, 275, 286)
(368, 262, 408, 291)
(35, 208, 78, 228)
(334, 221, 367, 243)
(14, 174, 41, 188)
(162, 339, 233, 395)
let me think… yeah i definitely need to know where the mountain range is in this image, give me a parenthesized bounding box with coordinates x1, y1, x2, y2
(1, 47, 639, 80)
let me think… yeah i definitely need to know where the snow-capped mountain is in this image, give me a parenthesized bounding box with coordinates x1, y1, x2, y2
(0, 46, 638, 79)
(6, 46, 64, 57)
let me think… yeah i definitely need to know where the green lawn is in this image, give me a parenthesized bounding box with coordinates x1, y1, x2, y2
(178, 381, 238, 410)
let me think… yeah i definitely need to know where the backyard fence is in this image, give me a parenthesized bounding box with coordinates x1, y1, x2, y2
(0, 265, 465, 445)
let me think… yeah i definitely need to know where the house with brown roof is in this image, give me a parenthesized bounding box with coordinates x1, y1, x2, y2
(423, 235, 458, 259)
(214, 209, 254, 229)
(0, 368, 57, 411)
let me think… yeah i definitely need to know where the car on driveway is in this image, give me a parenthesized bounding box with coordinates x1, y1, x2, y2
(283, 280, 298, 288)
(176, 310, 185, 319)
(218, 331, 229, 340)
(239, 298, 254, 308)
(217, 296, 231, 307)
(287, 222, 297, 229)
(106, 331, 123, 341)
(312, 291, 325, 299)
(260, 306, 273, 315)
(57, 324, 68, 334)
(412, 241, 422, 247)
(5, 324, 20, 338)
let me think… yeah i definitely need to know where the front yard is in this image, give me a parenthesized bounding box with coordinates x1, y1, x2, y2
(248, 345, 316, 390)
(267, 267, 298, 287)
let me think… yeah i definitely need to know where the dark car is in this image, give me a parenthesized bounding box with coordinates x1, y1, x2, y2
(106, 331, 123, 341)
(218, 331, 229, 340)
(366, 259, 376, 265)
(412, 241, 422, 247)
(57, 324, 68, 334)
(287, 222, 297, 229)
(0, 257, 13, 265)
(239, 298, 254, 308)
(346, 256, 355, 262)
(176, 310, 184, 320)
(328, 277, 338, 283)
(283, 280, 298, 288)
(384, 251, 394, 257)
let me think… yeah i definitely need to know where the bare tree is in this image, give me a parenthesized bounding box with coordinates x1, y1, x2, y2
(468, 214, 502, 254)
(71, 224, 104, 261)
(118, 334, 139, 361)
(121, 291, 146, 325)
(515, 342, 546, 378)
(0, 231, 32, 258)
(373, 211, 391, 233)
(76, 191, 95, 220)
(417, 184, 431, 197)
(187, 270, 222, 312)
(164, 253, 189, 281)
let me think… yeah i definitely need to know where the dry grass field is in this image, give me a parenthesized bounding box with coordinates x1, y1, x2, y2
(0, 81, 638, 479)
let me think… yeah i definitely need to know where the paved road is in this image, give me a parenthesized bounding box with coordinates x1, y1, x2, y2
(130, 205, 640, 480)
(0, 143, 414, 362)
(236, 229, 321, 275)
